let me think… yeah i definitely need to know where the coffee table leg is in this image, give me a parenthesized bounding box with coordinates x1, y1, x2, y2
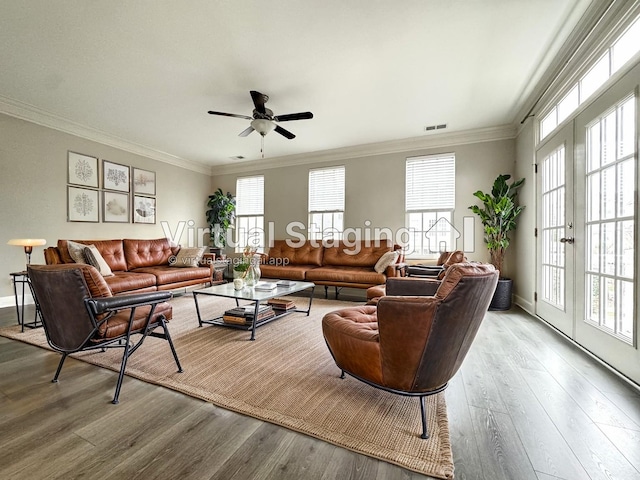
(305, 286, 315, 316)
(193, 293, 204, 327)
(249, 301, 260, 341)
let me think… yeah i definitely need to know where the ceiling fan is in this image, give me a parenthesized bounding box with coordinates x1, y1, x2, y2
(207, 90, 313, 140)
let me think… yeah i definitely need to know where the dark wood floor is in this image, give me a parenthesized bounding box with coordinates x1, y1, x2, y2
(1, 300, 640, 480)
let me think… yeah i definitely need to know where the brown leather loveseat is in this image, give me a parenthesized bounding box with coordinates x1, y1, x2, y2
(44, 238, 213, 295)
(259, 239, 405, 297)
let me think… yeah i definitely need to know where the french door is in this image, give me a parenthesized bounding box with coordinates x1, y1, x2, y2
(536, 124, 574, 337)
(536, 63, 640, 383)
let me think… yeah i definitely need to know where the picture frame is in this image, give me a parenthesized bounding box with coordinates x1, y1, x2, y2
(103, 191, 130, 223)
(133, 195, 156, 224)
(68, 186, 99, 222)
(103, 160, 130, 192)
(68, 151, 98, 188)
(132, 167, 156, 195)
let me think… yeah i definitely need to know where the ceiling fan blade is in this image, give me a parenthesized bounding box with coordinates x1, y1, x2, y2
(250, 90, 268, 114)
(238, 126, 255, 137)
(275, 125, 296, 140)
(208, 110, 253, 120)
(274, 112, 314, 122)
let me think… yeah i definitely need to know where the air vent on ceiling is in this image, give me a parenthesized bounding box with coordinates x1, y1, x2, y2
(424, 123, 447, 132)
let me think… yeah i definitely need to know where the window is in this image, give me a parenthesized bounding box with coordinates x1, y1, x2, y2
(539, 13, 640, 142)
(308, 166, 345, 240)
(235, 176, 264, 252)
(405, 154, 455, 257)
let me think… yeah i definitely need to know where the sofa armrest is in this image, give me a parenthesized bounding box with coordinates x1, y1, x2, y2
(44, 247, 64, 265)
(386, 276, 440, 296)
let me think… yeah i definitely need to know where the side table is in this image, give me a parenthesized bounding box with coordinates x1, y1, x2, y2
(10, 271, 43, 332)
(201, 253, 230, 286)
(212, 259, 230, 285)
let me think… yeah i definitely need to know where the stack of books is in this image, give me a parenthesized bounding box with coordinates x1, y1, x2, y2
(267, 297, 296, 311)
(222, 305, 275, 325)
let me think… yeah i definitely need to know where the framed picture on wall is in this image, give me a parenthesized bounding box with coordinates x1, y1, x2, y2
(132, 168, 156, 195)
(68, 186, 99, 222)
(103, 160, 130, 192)
(68, 151, 98, 188)
(133, 195, 156, 224)
(103, 191, 129, 223)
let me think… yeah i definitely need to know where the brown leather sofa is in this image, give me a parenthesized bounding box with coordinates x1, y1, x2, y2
(259, 239, 405, 296)
(44, 238, 213, 295)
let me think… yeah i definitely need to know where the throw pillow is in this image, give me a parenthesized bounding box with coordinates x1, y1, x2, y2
(170, 246, 206, 268)
(67, 240, 89, 264)
(83, 245, 114, 277)
(374, 250, 399, 274)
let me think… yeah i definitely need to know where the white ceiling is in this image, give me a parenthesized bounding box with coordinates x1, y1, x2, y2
(0, 1, 594, 170)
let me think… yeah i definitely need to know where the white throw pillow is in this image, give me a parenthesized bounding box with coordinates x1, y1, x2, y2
(83, 245, 114, 277)
(170, 246, 206, 268)
(67, 240, 88, 264)
(374, 250, 399, 274)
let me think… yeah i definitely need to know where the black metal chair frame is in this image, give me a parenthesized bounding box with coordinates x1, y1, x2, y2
(49, 291, 183, 404)
(332, 363, 447, 439)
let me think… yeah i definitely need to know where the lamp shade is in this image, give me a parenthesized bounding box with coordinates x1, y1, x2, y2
(7, 239, 47, 247)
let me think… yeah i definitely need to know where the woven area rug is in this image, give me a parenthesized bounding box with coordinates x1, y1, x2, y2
(0, 294, 454, 479)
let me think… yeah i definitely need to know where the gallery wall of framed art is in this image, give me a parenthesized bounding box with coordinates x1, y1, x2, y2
(66, 151, 156, 224)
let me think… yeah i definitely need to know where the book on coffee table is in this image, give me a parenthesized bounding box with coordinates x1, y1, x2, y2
(254, 281, 278, 290)
(223, 305, 275, 324)
(267, 298, 296, 311)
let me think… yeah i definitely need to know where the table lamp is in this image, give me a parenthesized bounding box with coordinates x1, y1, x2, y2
(7, 238, 47, 267)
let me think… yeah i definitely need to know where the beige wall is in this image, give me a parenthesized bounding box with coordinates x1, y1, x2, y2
(0, 113, 210, 300)
(212, 137, 516, 270)
(513, 119, 536, 313)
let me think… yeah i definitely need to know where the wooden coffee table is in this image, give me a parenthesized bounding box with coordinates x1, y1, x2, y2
(192, 280, 315, 340)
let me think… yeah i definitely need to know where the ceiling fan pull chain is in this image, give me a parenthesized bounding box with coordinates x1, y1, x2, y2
(261, 135, 265, 159)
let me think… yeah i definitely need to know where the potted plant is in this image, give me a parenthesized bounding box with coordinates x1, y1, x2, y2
(468, 174, 525, 310)
(206, 188, 236, 256)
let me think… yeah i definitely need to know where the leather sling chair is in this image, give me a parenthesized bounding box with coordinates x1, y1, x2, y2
(28, 264, 183, 404)
(322, 263, 498, 439)
(366, 250, 466, 305)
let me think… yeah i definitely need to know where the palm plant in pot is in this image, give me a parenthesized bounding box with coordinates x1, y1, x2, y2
(469, 174, 525, 310)
(206, 188, 236, 257)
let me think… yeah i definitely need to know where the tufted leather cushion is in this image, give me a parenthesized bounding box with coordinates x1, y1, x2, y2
(322, 305, 382, 385)
(124, 238, 175, 270)
(96, 301, 172, 339)
(322, 240, 392, 267)
(104, 271, 157, 295)
(58, 239, 128, 272)
(266, 239, 324, 266)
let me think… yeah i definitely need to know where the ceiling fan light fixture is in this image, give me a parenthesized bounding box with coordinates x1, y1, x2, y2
(251, 118, 275, 136)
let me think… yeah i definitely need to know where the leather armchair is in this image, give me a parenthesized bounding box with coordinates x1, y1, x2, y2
(366, 250, 466, 304)
(28, 264, 183, 404)
(322, 263, 498, 438)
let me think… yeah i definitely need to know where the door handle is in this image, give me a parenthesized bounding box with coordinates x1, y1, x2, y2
(560, 237, 574, 244)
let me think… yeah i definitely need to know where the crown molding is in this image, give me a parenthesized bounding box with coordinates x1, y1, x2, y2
(0, 95, 211, 175)
(211, 124, 518, 176)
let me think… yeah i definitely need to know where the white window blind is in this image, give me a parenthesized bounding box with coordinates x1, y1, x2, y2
(309, 166, 345, 212)
(236, 176, 264, 215)
(406, 154, 455, 210)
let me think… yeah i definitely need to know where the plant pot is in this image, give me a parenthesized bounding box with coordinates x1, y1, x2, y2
(489, 278, 512, 311)
(209, 247, 222, 257)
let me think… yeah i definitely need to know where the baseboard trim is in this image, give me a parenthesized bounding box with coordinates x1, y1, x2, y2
(0, 294, 34, 310)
